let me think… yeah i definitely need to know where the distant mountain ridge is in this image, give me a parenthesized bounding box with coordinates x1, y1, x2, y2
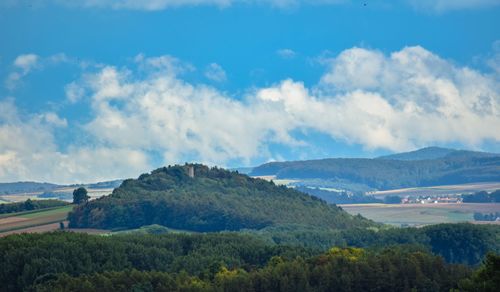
(0, 182, 61, 195)
(377, 146, 498, 161)
(0, 180, 123, 196)
(250, 147, 500, 191)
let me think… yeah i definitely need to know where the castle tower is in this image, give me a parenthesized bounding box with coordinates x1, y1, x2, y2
(188, 165, 194, 178)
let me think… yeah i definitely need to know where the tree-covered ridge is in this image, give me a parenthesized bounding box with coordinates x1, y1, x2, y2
(0, 232, 313, 292)
(249, 223, 500, 265)
(1, 224, 498, 291)
(68, 164, 373, 231)
(251, 155, 500, 190)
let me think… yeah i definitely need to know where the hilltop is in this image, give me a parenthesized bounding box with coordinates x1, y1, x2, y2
(377, 146, 497, 161)
(68, 164, 372, 231)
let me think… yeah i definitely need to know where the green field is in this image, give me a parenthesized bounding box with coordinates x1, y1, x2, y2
(340, 203, 500, 226)
(0, 205, 74, 234)
(20, 205, 73, 218)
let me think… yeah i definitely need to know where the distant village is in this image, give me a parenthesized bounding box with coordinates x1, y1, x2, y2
(400, 195, 463, 204)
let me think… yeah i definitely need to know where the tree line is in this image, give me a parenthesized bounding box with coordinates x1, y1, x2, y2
(0, 199, 68, 215)
(462, 190, 500, 203)
(22, 242, 500, 292)
(0, 231, 482, 292)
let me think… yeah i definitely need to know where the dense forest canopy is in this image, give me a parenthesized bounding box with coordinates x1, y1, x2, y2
(30, 247, 473, 292)
(250, 154, 500, 190)
(0, 232, 312, 291)
(68, 164, 373, 231)
(1, 230, 498, 292)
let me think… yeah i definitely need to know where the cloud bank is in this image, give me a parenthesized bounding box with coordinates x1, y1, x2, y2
(1, 46, 499, 183)
(5, 0, 498, 11)
(0, 99, 150, 184)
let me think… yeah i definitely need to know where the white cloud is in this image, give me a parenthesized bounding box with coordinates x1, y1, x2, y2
(78, 47, 499, 161)
(317, 46, 500, 148)
(1, 46, 499, 183)
(65, 82, 86, 103)
(81, 64, 295, 165)
(13, 54, 39, 73)
(41, 112, 68, 127)
(204, 63, 227, 82)
(0, 99, 151, 184)
(5, 54, 39, 90)
(487, 40, 500, 74)
(408, 0, 500, 12)
(4, 0, 497, 11)
(5, 73, 22, 90)
(277, 48, 297, 59)
(5, 53, 83, 91)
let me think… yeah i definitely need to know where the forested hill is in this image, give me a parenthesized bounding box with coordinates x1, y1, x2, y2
(68, 164, 373, 231)
(250, 151, 500, 190)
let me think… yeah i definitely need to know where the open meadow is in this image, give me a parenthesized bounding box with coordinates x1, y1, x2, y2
(340, 203, 500, 226)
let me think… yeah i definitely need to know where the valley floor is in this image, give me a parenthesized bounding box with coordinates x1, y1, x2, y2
(340, 202, 500, 226)
(2, 201, 499, 236)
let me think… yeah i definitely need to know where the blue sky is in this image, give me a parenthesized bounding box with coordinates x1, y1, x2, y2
(0, 0, 499, 183)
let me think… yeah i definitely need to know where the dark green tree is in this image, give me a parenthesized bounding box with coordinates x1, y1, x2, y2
(72, 187, 89, 204)
(384, 195, 402, 204)
(23, 199, 35, 210)
(460, 253, 500, 291)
